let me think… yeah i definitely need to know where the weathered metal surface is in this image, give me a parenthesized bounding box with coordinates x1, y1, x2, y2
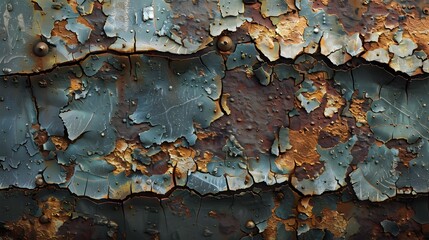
(1, 0, 429, 239)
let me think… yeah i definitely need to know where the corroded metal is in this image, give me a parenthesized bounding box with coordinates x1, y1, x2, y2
(1, 0, 429, 239)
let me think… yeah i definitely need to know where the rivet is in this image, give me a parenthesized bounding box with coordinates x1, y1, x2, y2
(33, 41, 49, 57)
(245, 220, 255, 229)
(217, 36, 234, 52)
(423, 7, 429, 15)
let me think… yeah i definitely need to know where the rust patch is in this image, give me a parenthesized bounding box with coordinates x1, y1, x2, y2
(32, 124, 48, 147)
(316, 209, 347, 237)
(4, 197, 71, 239)
(349, 98, 368, 124)
(264, 190, 297, 239)
(51, 136, 69, 151)
(293, 161, 325, 181)
(385, 139, 417, 167)
(195, 151, 214, 172)
(285, 129, 320, 166)
(51, 20, 79, 45)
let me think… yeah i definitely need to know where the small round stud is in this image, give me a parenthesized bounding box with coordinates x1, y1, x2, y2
(33, 41, 49, 57)
(245, 220, 256, 229)
(217, 36, 234, 52)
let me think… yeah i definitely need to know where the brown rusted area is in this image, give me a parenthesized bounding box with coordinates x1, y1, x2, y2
(313, 0, 368, 33)
(316, 209, 347, 237)
(244, 2, 274, 27)
(322, 118, 350, 142)
(318, 118, 350, 148)
(264, 190, 298, 239)
(385, 140, 417, 167)
(104, 139, 136, 175)
(32, 124, 48, 147)
(303, 73, 328, 104)
(349, 98, 368, 124)
(293, 162, 324, 180)
(312, 0, 400, 35)
(169, 0, 215, 46)
(4, 197, 71, 239)
(169, 146, 196, 181)
(195, 151, 215, 172)
(51, 20, 79, 45)
(83, 1, 116, 49)
(403, 17, 429, 54)
(163, 196, 191, 218)
(285, 129, 320, 166)
(337, 198, 424, 239)
(51, 136, 69, 151)
(57, 217, 116, 239)
(197, 69, 295, 158)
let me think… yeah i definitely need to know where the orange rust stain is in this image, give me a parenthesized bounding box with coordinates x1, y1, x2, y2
(5, 197, 71, 239)
(69, 78, 82, 94)
(316, 209, 347, 237)
(169, 146, 197, 181)
(349, 98, 368, 124)
(321, 119, 350, 143)
(285, 129, 320, 166)
(196, 130, 218, 140)
(51, 20, 79, 45)
(104, 139, 148, 175)
(196, 151, 214, 172)
(403, 17, 429, 54)
(264, 192, 297, 239)
(51, 136, 69, 151)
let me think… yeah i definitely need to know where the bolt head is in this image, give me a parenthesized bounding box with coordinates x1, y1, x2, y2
(33, 41, 49, 57)
(245, 220, 255, 229)
(217, 36, 234, 52)
(35, 177, 44, 186)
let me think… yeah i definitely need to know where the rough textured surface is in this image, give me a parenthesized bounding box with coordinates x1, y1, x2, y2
(1, 0, 429, 239)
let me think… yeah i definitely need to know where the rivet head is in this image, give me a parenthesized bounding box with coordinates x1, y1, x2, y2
(245, 220, 255, 229)
(217, 36, 234, 52)
(423, 7, 429, 15)
(35, 177, 44, 186)
(33, 41, 49, 57)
